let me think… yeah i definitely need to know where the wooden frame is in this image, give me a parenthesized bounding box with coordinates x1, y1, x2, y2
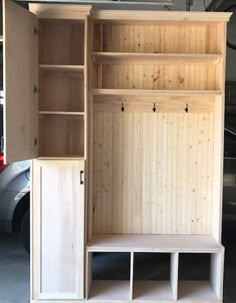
(3, 1, 231, 302)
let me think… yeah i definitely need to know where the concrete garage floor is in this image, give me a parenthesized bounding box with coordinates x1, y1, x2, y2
(0, 230, 235, 303)
(0, 232, 30, 303)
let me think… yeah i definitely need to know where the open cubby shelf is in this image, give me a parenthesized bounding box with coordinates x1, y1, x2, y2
(87, 251, 223, 302)
(93, 23, 223, 55)
(39, 19, 85, 65)
(38, 114, 84, 158)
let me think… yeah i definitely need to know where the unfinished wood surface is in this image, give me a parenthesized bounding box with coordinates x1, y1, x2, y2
(210, 252, 224, 301)
(39, 20, 84, 65)
(92, 10, 231, 23)
(95, 64, 218, 90)
(87, 235, 222, 253)
(92, 52, 223, 65)
(39, 111, 84, 115)
(3, 0, 38, 163)
(29, 3, 92, 20)
(89, 281, 131, 301)
(39, 115, 84, 157)
(40, 64, 84, 72)
(170, 253, 179, 301)
(31, 160, 85, 299)
(93, 95, 215, 113)
(91, 89, 222, 97)
(178, 281, 219, 301)
(95, 24, 221, 54)
(39, 71, 84, 112)
(93, 112, 214, 235)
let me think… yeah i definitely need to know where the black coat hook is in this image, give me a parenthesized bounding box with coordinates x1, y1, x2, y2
(185, 104, 189, 113)
(153, 103, 156, 112)
(121, 103, 124, 112)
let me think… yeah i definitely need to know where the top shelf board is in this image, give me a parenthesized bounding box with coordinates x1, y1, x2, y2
(92, 10, 232, 23)
(87, 234, 223, 253)
(92, 52, 223, 65)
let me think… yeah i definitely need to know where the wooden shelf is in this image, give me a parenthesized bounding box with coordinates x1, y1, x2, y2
(39, 111, 85, 116)
(37, 156, 85, 160)
(39, 64, 84, 72)
(133, 281, 174, 301)
(89, 281, 130, 301)
(92, 52, 223, 65)
(178, 281, 219, 302)
(91, 89, 222, 97)
(87, 234, 222, 253)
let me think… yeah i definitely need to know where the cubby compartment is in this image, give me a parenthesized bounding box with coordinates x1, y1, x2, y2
(88, 252, 131, 301)
(39, 20, 84, 65)
(178, 253, 223, 302)
(39, 114, 84, 158)
(39, 71, 84, 112)
(133, 253, 176, 301)
(93, 23, 222, 54)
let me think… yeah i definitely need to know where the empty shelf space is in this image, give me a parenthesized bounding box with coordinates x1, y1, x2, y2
(133, 252, 175, 301)
(89, 281, 130, 301)
(39, 19, 84, 65)
(39, 71, 84, 112)
(178, 281, 219, 302)
(40, 65, 84, 72)
(92, 52, 223, 65)
(39, 111, 84, 116)
(87, 234, 222, 253)
(91, 89, 222, 97)
(88, 252, 131, 301)
(133, 281, 174, 301)
(39, 115, 84, 158)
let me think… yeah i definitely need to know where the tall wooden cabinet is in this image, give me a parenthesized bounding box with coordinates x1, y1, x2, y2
(3, 0, 231, 302)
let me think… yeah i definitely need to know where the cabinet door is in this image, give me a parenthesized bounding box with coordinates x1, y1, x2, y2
(32, 160, 85, 300)
(3, 0, 38, 164)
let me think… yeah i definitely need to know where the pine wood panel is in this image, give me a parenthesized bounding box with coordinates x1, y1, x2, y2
(97, 64, 217, 90)
(3, 0, 38, 163)
(31, 160, 85, 300)
(39, 20, 84, 65)
(99, 24, 219, 54)
(39, 71, 84, 112)
(39, 115, 84, 157)
(93, 111, 214, 235)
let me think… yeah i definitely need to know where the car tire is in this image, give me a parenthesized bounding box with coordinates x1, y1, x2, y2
(21, 209, 30, 254)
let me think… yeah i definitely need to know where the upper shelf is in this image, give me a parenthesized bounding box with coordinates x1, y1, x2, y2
(87, 234, 222, 253)
(91, 89, 222, 97)
(92, 52, 223, 65)
(40, 64, 84, 72)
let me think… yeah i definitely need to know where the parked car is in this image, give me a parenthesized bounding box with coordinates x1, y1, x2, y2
(0, 105, 30, 253)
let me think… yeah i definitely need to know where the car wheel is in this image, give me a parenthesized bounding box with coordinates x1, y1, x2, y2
(21, 209, 30, 254)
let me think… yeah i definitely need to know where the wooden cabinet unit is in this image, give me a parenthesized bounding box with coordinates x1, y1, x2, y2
(3, 0, 231, 302)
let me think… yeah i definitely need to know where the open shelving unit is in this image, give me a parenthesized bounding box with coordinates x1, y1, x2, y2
(87, 11, 229, 303)
(38, 18, 87, 159)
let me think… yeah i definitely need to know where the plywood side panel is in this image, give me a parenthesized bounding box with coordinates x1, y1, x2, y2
(101, 24, 219, 54)
(93, 111, 214, 235)
(100, 64, 217, 90)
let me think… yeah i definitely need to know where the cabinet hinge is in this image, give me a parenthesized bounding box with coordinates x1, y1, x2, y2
(33, 86, 40, 94)
(34, 138, 40, 147)
(34, 27, 39, 35)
